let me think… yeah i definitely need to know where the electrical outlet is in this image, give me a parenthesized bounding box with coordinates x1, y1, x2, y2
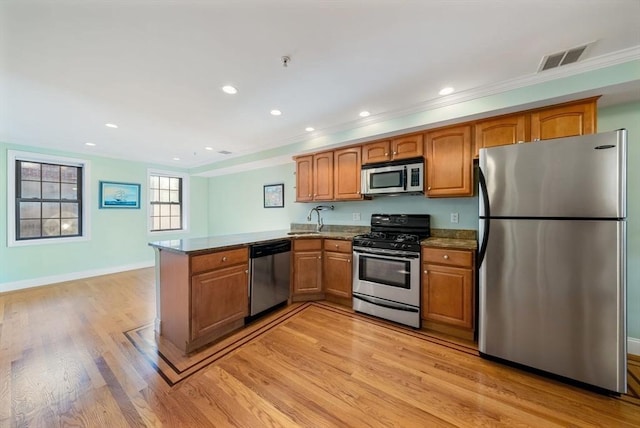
(352, 212, 361, 221)
(450, 212, 459, 224)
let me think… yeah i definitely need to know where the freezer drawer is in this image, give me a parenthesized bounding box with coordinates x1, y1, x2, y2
(479, 218, 626, 393)
(479, 130, 626, 219)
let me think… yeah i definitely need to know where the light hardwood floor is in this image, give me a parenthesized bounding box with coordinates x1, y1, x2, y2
(1, 268, 639, 427)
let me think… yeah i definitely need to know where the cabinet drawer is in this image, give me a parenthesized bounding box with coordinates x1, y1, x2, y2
(323, 239, 352, 253)
(422, 247, 472, 268)
(293, 238, 322, 251)
(191, 247, 249, 274)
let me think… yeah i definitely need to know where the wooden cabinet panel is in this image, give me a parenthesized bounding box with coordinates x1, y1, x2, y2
(530, 99, 597, 141)
(425, 125, 473, 197)
(191, 247, 249, 274)
(323, 239, 351, 253)
(392, 134, 423, 160)
(362, 141, 391, 164)
(334, 147, 362, 200)
(292, 239, 323, 300)
(191, 264, 248, 341)
(474, 114, 528, 158)
(422, 265, 473, 329)
(422, 247, 473, 268)
(313, 152, 334, 201)
(323, 251, 352, 299)
(421, 247, 475, 338)
(295, 155, 314, 202)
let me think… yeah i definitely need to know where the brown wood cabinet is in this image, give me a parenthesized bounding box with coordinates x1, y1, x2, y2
(295, 155, 314, 202)
(425, 125, 473, 197)
(296, 148, 362, 202)
(322, 239, 353, 305)
(362, 134, 424, 164)
(474, 113, 528, 158)
(333, 147, 362, 200)
(157, 247, 249, 354)
(530, 98, 597, 141)
(292, 239, 323, 301)
(422, 247, 475, 340)
(295, 152, 334, 202)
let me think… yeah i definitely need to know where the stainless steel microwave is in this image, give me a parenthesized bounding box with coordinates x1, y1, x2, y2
(361, 158, 424, 196)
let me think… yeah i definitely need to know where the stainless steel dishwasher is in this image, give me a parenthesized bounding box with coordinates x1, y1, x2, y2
(249, 240, 291, 316)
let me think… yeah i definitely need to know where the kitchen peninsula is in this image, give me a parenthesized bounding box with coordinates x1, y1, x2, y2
(150, 227, 476, 354)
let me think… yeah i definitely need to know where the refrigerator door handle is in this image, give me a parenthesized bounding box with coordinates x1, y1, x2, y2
(477, 166, 490, 267)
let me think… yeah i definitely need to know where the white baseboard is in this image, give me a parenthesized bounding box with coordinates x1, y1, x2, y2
(629, 337, 640, 357)
(0, 260, 155, 294)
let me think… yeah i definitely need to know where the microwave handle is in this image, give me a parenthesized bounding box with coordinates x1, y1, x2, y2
(403, 166, 407, 191)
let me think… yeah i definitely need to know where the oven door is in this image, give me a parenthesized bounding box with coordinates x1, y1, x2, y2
(352, 247, 420, 306)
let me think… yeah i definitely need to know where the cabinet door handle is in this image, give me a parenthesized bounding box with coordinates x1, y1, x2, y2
(335, 244, 339, 248)
(424, 270, 428, 274)
(318, 256, 322, 259)
(393, 151, 397, 155)
(443, 255, 449, 260)
(308, 193, 311, 197)
(348, 259, 351, 263)
(427, 186, 431, 191)
(222, 256, 228, 262)
(385, 152, 389, 156)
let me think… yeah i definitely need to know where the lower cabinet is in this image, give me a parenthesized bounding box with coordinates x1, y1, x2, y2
(157, 247, 249, 354)
(292, 239, 323, 301)
(421, 247, 475, 340)
(322, 239, 353, 305)
(191, 264, 249, 342)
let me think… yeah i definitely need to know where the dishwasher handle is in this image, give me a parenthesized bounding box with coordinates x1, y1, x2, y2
(250, 240, 292, 258)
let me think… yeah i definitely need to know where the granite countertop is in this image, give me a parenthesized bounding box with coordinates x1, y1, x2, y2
(149, 226, 477, 254)
(421, 237, 478, 251)
(421, 228, 478, 251)
(149, 228, 360, 254)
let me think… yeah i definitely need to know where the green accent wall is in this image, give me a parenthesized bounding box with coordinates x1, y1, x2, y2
(599, 101, 640, 339)
(0, 143, 209, 289)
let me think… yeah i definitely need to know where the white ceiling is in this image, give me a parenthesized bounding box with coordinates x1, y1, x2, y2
(1, 0, 640, 169)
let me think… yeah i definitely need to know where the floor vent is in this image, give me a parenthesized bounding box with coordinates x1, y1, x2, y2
(539, 44, 590, 72)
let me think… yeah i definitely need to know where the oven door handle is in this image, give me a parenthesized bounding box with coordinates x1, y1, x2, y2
(353, 294, 419, 313)
(353, 247, 420, 259)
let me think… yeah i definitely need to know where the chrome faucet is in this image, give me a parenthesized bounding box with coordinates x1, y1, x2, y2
(306, 205, 334, 232)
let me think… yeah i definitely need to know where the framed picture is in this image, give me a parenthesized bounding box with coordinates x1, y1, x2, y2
(263, 183, 284, 208)
(99, 181, 141, 209)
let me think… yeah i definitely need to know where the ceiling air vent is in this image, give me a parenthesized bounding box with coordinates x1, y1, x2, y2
(217, 150, 232, 155)
(539, 43, 591, 72)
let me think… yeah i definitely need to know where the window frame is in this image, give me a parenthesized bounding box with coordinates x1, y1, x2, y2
(7, 150, 91, 247)
(147, 169, 189, 234)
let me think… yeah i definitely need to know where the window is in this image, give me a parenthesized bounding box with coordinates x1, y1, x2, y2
(8, 150, 91, 246)
(148, 170, 188, 232)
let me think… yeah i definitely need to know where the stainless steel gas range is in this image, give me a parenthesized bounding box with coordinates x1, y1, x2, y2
(352, 214, 430, 328)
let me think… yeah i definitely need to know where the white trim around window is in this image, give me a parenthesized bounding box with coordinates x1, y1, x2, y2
(147, 168, 190, 235)
(7, 150, 92, 247)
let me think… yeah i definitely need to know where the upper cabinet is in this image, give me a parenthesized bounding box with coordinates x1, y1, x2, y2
(313, 152, 334, 201)
(425, 125, 473, 198)
(295, 155, 314, 202)
(295, 148, 363, 202)
(474, 114, 528, 158)
(530, 98, 597, 141)
(473, 98, 598, 158)
(333, 147, 362, 200)
(362, 134, 424, 164)
(295, 152, 333, 202)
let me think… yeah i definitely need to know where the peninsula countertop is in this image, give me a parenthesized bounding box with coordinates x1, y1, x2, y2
(148, 229, 360, 254)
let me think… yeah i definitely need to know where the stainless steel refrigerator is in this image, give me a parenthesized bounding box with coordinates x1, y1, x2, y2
(478, 129, 627, 394)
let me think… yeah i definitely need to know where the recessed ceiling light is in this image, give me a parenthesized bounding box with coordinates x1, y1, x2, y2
(222, 85, 238, 95)
(172, 157, 180, 161)
(205, 146, 214, 151)
(439, 87, 455, 95)
(359, 111, 370, 118)
(85, 142, 96, 146)
(270, 109, 282, 116)
(305, 127, 315, 132)
(105, 123, 118, 128)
